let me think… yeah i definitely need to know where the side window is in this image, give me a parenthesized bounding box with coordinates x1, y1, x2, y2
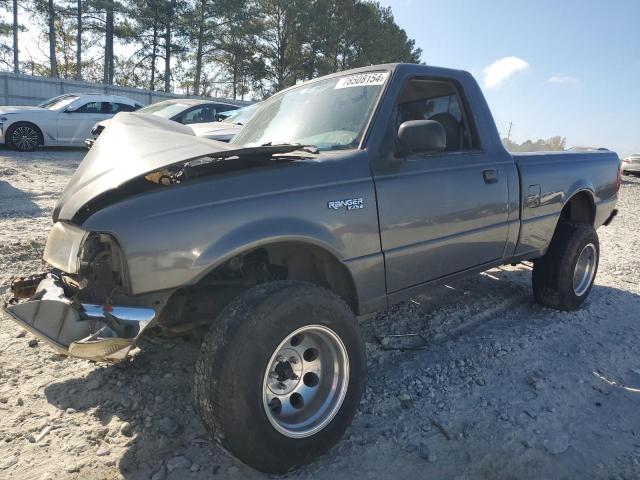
(181, 105, 216, 124)
(73, 102, 136, 114)
(214, 105, 238, 121)
(114, 103, 136, 113)
(73, 101, 103, 114)
(100, 102, 115, 114)
(396, 78, 476, 151)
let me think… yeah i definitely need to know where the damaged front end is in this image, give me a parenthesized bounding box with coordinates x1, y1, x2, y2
(2, 113, 316, 362)
(4, 274, 155, 362)
(2, 223, 158, 362)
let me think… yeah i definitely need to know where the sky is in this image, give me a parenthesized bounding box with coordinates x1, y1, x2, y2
(380, 0, 640, 157)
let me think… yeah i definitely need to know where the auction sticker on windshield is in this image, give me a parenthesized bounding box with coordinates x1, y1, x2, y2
(335, 72, 389, 89)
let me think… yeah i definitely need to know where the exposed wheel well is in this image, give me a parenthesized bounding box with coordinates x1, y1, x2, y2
(157, 242, 359, 333)
(560, 191, 595, 225)
(256, 242, 357, 312)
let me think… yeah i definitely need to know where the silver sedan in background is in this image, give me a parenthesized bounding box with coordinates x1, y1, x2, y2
(189, 103, 259, 142)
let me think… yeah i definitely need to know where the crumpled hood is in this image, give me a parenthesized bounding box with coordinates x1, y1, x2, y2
(54, 112, 236, 222)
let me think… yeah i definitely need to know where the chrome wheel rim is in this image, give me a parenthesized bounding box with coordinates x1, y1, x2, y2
(12, 126, 38, 151)
(262, 325, 349, 438)
(573, 243, 597, 296)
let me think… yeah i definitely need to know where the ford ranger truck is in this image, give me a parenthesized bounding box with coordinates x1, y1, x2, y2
(2, 63, 620, 473)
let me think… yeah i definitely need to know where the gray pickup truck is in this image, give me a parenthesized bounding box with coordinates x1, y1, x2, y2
(3, 63, 620, 473)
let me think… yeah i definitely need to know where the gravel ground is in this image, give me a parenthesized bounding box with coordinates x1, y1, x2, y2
(0, 147, 639, 480)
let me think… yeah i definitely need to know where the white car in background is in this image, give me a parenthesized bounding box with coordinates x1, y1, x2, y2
(622, 154, 640, 175)
(0, 93, 142, 151)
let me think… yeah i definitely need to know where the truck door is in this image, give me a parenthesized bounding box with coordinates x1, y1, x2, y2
(372, 77, 511, 293)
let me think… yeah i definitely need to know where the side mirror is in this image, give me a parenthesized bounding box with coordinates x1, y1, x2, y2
(397, 120, 446, 155)
(65, 105, 78, 113)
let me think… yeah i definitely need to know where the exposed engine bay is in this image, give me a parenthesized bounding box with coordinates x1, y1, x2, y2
(77, 232, 128, 301)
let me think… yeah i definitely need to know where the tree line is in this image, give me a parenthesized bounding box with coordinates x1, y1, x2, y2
(502, 136, 567, 152)
(0, 0, 422, 99)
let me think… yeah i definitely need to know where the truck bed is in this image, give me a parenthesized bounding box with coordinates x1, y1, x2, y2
(512, 150, 619, 258)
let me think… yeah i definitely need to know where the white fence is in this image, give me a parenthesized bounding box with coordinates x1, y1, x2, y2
(0, 72, 248, 107)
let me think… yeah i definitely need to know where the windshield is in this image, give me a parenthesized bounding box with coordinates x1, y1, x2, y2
(138, 100, 191, 119)
(38, 94, 80, 110)
(222, 103, 259, 125)
(231, 71, 389, 150)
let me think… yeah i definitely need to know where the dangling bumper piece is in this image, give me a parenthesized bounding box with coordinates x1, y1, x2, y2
(2, 274, 156, 362)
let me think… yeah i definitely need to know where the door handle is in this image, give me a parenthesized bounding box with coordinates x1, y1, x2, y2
(483, 169, 498, 184)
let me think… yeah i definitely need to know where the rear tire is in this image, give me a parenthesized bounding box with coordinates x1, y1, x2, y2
(193, 281, 366, 473)
(532, 222, 599, 311)
(6, 122, 42, 152)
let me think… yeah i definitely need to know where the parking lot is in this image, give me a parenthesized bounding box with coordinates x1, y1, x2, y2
(0, 147, 639, 480)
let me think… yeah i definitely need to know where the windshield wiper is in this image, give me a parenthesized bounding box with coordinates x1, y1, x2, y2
(260, 142, 319, 154)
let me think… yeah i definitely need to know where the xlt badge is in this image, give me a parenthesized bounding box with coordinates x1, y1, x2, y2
(328, 198, 364, 211)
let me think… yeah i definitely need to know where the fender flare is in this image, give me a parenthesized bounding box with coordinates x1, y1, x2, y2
(190, 217, 348, 283)
(559, 185, 596, 224)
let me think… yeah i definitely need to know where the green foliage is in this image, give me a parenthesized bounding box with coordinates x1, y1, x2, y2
(8, 0, 422, 98)
(502, 136, 567, 152)
(249, 0, 422, 95)
(0, 0, 11, 70)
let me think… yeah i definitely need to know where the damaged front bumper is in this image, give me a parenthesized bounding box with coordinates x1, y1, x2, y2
(2, 274, 156, 362)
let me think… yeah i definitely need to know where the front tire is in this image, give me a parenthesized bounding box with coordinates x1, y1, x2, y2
(6, 122, 42, 151)
(532, 222, 599, 311)
(193, 281, 366, 473)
